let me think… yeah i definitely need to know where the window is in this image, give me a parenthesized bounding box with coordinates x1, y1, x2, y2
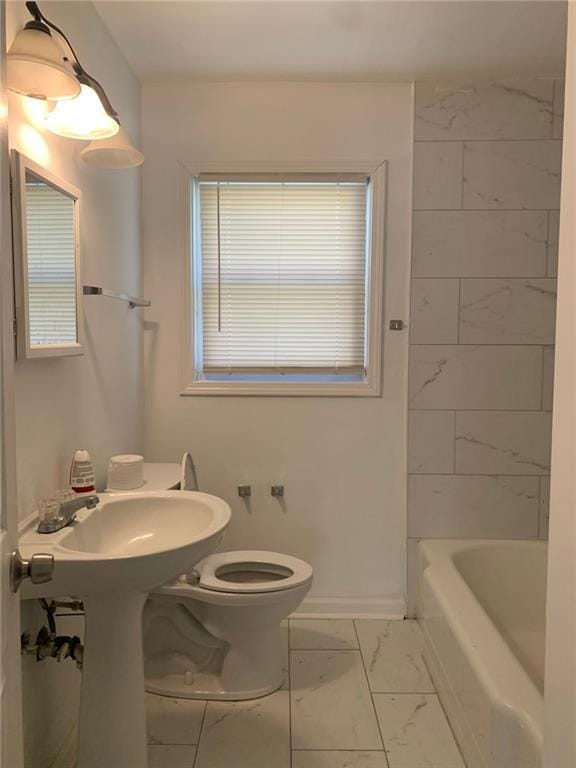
(25, 175, 77, 346)
(184, 165, 385, 396)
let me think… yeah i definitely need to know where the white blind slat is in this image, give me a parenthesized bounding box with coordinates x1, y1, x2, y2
(198, 178, 369, 373)
(25, 180, 77, 346)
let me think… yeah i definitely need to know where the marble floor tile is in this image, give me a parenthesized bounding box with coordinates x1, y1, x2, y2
(290, 650, 382, 750)
(194, 690, 290, 768)
(146, 694, 205, 745)
(147, 745, 196, 768)
(290, 619, 359, 650)
(292, 751, 388, 768)
(373, 693, 465, 768)
(355, 619, 434, 693)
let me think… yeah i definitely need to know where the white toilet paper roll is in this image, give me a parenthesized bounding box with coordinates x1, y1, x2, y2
(107, 454, 144, 490)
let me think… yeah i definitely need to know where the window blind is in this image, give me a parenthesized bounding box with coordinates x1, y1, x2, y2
(25, 178, 77, 346)
(197, 176, 369, 375)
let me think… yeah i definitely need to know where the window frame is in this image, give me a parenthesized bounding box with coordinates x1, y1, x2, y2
(180, 160, 386, 397)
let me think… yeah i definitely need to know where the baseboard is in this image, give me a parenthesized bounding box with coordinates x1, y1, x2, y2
(291, 595, 406, 619)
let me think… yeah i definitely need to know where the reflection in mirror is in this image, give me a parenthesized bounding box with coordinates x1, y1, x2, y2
(25, 170, 77, 347)
(12, 151, 82, 359)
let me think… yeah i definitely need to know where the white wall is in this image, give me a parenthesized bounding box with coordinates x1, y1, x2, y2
(142, 82, 413, 616)
(7, 1, 143, 522)
(544, 5, 576, 766)
(5, 3, 143, 766)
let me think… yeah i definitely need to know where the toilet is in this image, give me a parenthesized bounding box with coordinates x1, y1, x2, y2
(143, 550, 313, 700)
(117, 457, 313, 700)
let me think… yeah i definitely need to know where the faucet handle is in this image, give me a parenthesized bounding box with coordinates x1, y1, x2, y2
(38, 498, 60, 526)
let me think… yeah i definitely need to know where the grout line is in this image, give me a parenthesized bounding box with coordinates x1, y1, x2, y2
(456, 278, 461, 345)
(540, 344, 546, 411)
(294, 747, 386, 755)
(412, 275, 550, 280)
(408, 471, 549, 477)
(287, 621, 293, 766)
(453, 409, 457, 475)
(291, 749, 388, 752)
(551, 81, 557, 140)
(545, 208, 552, 277)
(414, 137, 563, 144)
(410, 408, 548, 413)
(413, 207, 559, 213)
(190, 701, 208, 768)
(352, 620, 391, 768)
(289, 647, 359, 651)
(538, 476, 543, 540)
(409, 342, 553, 347)
(460, 142, 465, 210)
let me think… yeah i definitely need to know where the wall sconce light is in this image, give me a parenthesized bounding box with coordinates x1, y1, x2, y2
(7, 2, 143, 167)
(7, 18, 80, 101)
(81, 127, 144, 169)
(45, 83, 118, 140)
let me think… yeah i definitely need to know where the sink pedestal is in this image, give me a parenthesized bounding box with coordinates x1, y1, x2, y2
(77, 592, 148, 768)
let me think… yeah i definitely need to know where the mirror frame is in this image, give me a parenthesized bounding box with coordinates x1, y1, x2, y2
(11, 150, 83, 360)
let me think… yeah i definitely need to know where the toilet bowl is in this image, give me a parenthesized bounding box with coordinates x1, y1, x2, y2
(143, 549, 313, 700)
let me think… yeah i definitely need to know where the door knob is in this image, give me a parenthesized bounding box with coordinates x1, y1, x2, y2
(10, 549, 54, 593)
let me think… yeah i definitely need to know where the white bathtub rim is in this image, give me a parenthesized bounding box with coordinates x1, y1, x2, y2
(419, 539, 544, 755)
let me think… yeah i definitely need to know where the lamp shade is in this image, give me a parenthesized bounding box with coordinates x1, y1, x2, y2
(7, 27, 81, 101)
(81, 127, 144, 169)
(45, 84, 120, 140)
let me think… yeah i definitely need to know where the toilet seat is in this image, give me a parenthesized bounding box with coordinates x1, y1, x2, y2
(194, 550, 313, 594)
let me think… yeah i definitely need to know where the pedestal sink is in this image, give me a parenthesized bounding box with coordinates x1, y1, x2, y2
(19, 491, 231, 768)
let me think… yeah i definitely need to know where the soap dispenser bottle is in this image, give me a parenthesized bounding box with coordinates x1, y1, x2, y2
(70, 449, 96, 493)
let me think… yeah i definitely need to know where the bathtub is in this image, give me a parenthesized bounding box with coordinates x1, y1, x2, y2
(417, 539, 547, 768)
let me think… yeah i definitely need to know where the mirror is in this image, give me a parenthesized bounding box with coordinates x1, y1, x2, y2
(11, 151, 82, 359)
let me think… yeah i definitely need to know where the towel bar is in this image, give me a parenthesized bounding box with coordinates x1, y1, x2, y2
(83, 285, 151, 309)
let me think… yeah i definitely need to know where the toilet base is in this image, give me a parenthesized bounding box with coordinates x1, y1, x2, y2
(145, 670, 285, 701)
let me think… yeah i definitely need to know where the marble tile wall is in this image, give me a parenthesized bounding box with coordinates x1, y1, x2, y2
(408, 80, 562, 548)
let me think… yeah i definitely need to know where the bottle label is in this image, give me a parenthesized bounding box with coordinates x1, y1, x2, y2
(71, 460, 95, 489)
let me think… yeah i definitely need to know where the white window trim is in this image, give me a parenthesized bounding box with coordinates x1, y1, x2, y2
(179, 160, 386, 397)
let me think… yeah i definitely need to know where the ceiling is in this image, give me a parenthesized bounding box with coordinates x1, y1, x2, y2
(94, 0, 567, 82)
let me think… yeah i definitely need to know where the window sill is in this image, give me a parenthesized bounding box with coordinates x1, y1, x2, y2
(180, 376, 381, 397)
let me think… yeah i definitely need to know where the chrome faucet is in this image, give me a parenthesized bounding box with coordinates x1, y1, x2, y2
(37, 495, 100, 534)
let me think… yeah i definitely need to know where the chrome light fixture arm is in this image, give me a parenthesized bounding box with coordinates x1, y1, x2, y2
(24, 1, 119, 123)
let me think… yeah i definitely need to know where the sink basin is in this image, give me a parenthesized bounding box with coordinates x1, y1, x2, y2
(19, 490, 231, 768)
(19, 491, 230, 597)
